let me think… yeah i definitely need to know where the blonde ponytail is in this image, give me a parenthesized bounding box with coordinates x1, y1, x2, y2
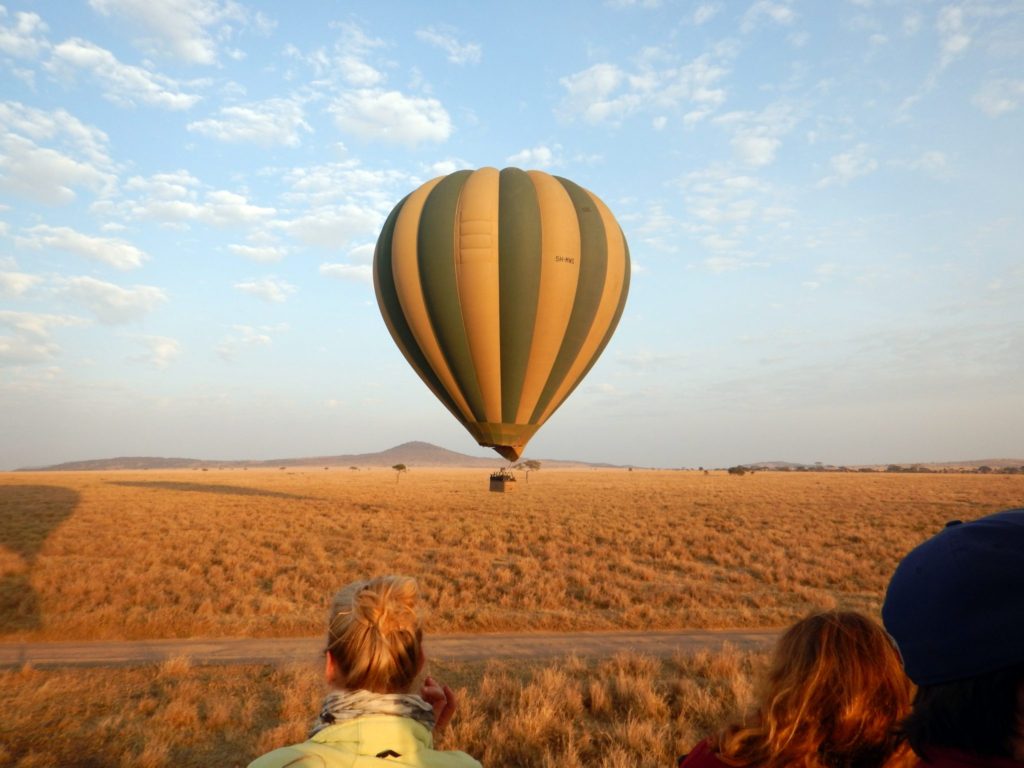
(326, 575, 424, 693)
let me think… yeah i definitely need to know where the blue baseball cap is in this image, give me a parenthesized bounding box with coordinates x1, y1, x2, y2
(882, 508, 1024, 686)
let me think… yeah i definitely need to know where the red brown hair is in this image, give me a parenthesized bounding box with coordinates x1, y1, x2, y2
(713, 611, 915, 768)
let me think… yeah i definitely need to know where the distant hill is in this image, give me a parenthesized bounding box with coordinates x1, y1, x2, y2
(19, 445, 1022, 472)
(19, 441, 610, 471)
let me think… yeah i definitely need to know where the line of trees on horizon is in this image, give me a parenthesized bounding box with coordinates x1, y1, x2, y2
(718, 464, 1024, 475)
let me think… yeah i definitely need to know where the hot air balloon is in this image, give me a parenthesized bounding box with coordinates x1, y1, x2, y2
(373, 167, 630, 462)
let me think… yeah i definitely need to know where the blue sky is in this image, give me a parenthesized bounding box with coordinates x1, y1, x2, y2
(1, 0, 1021, 469)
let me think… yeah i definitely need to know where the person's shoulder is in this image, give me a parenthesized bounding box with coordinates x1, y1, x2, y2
(412, 748, 482, 768)
(247, 743, 332, 768)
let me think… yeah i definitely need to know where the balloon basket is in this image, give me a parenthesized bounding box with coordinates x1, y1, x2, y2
(489, 469, 517, 493)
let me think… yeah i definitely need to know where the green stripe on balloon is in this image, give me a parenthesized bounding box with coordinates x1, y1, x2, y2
(497, 167, 542, 424)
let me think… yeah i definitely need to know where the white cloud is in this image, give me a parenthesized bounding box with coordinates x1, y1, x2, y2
(0, 133, 114, 204)
(285, 23, 386, 87)
(0, 271, 42, 296)
(741, 1, 797, 33)
(936, 5, 970, 68)
(331, 26, 387, 84)
(897, 5, 999, 121)
(506, 144, 560, 168)
(280, 204, 382, 249)
(0, 6, 49, 58)
(713, 103, 798, 168)
(0, 102, 116, 204)
(0, 309, 85, 365)
(130, 334, 180, 368)
(559, 63, 632, 123)
(973, 79, 1024, 117)
(215, 322, 277, 360)
(330, 89, 452, 146)
(732, 135, 781, 167)
(337, 55, 385, 87)
(0, 102, 111, 164)
(202, 190, 276, 225)
(347, 243, 376, 263)
(124, 169, 197, 199)
(0, 309, 83, 340)
(187, 98, 311, 147)
(693, 3, 720, 25)
(903, 13, 923, 36)
(46, 38, 200, 110)
(906, 150, 948, 177)
(17, 224, 148, 269)
(702, 233, 742, 251)
(59, 276, 167, 323)
(817, 143, 878, 187)
(416, 26, 482, 65)
(328, 22, 384, 59)
(234, 276, 295, 303)
(704, 255, 744, 272)
(10, 66, 35, 88)
(605, 0, 662, 7)
(227, 243, 288, 262)
(272, 162, 413, 250)
(280, 161, 412, 210)
(559, 53, 728, 126)
(115, 172, 275, 227)
(88, 0, 249, 65)
(319, 263, 372, 283)
(234, 324, 275, 344)
(672, 166, 793, 264)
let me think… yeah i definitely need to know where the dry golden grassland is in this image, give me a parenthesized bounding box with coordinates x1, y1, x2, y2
(1, 468, 1021, 641)
(0, 648, 762, 768)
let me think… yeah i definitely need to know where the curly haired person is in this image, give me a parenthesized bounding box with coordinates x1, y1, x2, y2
(678, 610, 916, 768)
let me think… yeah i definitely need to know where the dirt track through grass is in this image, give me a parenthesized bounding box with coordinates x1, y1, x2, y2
(0, 628, 779, 669)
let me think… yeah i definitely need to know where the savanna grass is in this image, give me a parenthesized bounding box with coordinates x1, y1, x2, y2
(1, 468, 1021, 641)
(0, 648, 763, 768)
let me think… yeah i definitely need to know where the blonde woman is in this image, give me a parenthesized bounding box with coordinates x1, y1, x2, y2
(249, 575, 481, 768)
(679, 611, 916, 768)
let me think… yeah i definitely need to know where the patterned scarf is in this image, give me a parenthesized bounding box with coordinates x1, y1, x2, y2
(310, 689, 436, 737)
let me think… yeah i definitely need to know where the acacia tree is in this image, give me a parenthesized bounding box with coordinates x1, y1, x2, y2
(392, 463, 407, 483)
(514, 459, 541, 482)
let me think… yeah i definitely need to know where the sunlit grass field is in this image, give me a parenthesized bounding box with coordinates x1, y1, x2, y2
(1, 648, 762, 768)
(2, 468, 1021, 641)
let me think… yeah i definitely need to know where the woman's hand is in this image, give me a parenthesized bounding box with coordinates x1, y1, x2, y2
(420, 675, 457, 733)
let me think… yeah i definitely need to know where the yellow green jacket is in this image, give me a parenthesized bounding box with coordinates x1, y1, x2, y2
(247, 715, 482, 768)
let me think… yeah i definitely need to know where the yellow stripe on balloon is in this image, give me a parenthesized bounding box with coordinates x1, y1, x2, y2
(515, 171, 581, 424)
(455, 167, 503, 424)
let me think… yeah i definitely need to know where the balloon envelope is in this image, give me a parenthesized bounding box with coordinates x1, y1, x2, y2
(373, 167, 630, 461)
